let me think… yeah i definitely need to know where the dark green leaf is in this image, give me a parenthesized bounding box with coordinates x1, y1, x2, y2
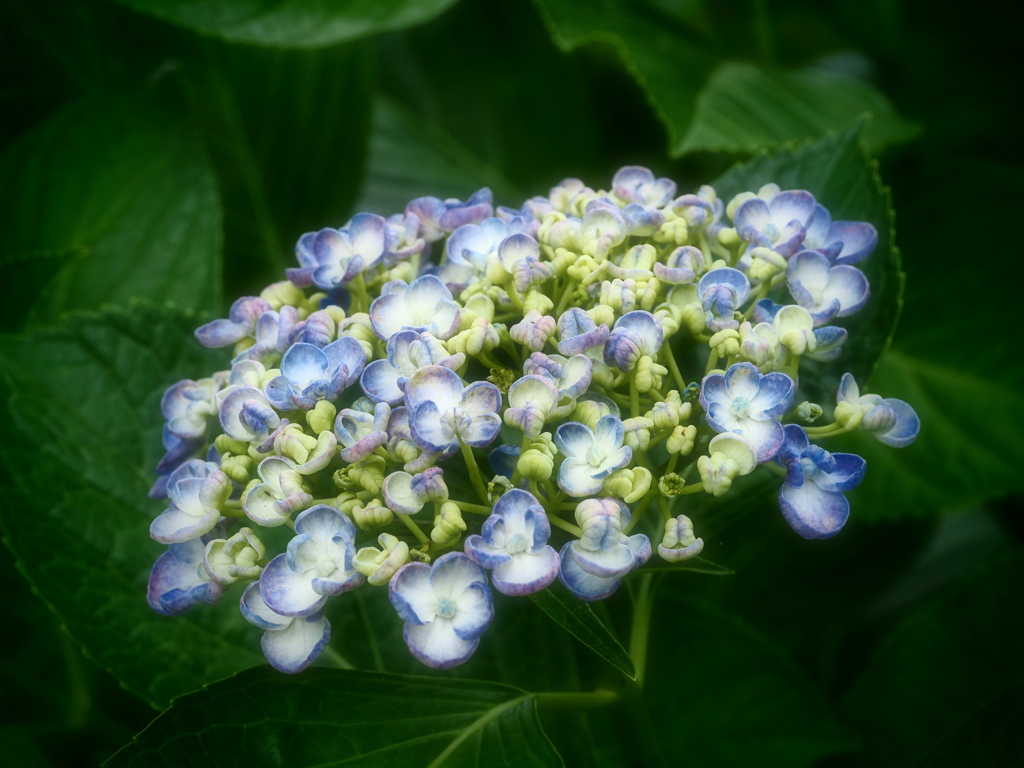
(353, 99, 522, 217)
(106, 0, 461, 48)
(0, 304, 263, 709)
(845, 551, 1024, 766)
(183, 40, 373, 291)
(714, 122, 903, 406)
(680, 62, 918, 154)
(106, 667, 563, 767)
(0, 248, 84, 331)
(833, 350, 1024, 520)
(529, 582, 636, 680)
(534, 0, 716, 157)
(644, 596, 858, 767)
(0, 89, 223, 316)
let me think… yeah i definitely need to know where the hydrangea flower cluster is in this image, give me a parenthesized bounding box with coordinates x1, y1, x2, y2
(147, 170, 919, 672)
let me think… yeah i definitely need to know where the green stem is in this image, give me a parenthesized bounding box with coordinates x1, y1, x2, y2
(629, 371, 640, 419)
(629, 574, 655, 688)
(459, 436, 490, 503)
(452, 499, 493, 515)
(661, 343, 687, 392)
(510, 432, 533, 484)
(399, 514, 430, 545)
(705, 349, 720, 374)
(547, 514, 582, 537)
(322, 645, 355, 670)
(677, 483, 707, 495)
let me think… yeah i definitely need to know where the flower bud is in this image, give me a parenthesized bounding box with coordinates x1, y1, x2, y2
(795, 401, 823, 423)
(518, 448, 555, 481)
(204, 527, 267, 585)
(587, 304, 615, 329)
(260, 280, 306, 311)
(215, 434, 250, 456)
(352, 499, 393, 530)
(666, 424, 697, 455)
(522, 289, 555, 314)
(306, 400, 337, 435)
(353, 532, 410, 585)
(658, 515, 704, 562)
(834, 399, 863, 428)
(708, 328, 740, 358)
(658, 473, 685, 497)
(220, 454, 254, 485)
(431, 502, 468, 547)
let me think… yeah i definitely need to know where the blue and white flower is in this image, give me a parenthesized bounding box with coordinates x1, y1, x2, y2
(734, 189, 816, 257)
(259, 505, 364, 617)
(161, 378, 219, 441)
(219, 386, 283, 444)
(700, 362, 794, 462)
(698, 268, 750, 332)
(147, 535, 228, 616)
(195, 296, 272, 348)
(305, 213, 391, 290)
(242, 456, 312, 527)
(404, 365, 502, 453)
(150, 459, 231, 544)
(558, 498, 651, 601)
(265, 338, 366, 411)
(389, 552, 494, 669)
(442, 217, 514, 284)
(405, 188, 494, 242)
(612, 165, 676, 208)
(604, 310, 664, 371)
(524, 352, 593, 400)
(504, 375, 560, 439)
(653, 245, 705, 285)
(360, 330, 464, 405)
(232, 307, 298, 364)
(775, 425, 866, 539)
(369, 275, 461, 341)
(554, 415, 632, 497)
(492, 233, 552, 294)
(240, 582, 330, 674)
(837, 373, 920, 447)
(557, 308, 610, 356)
(464, 489, 560, 596)
(382, 467, 448, 515)
(334, 402, 391, 462)
(787, 250, 869, 326)
(802, 204, 878, 265)
(510, 310, 557, 352)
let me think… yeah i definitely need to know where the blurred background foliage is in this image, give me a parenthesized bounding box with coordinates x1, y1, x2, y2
(0, 0, 1020, 765)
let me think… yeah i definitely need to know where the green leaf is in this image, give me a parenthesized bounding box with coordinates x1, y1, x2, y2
(845, 552, 1024, 766)
(182, 40, 374, 287)
(833, 350, 1024, 520)
(534, 0, 716, 157)
(106, 667, 563, 767)
(644, 596, 858, 767)
(680, 62, 919, 155)
(714, 122, 903, 406)
(529, 583, 636, 680)
(0, 248, 84, 331)
(106, 0, 461, 48)
(0, 89, 223, 316)
(0, 304, 263, 709)
(353, 99, 523, 216)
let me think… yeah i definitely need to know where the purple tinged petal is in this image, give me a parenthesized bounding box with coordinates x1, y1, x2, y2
(750, 372, 795, 419)
(488, 444, 520, 477)
(240, 581, 290, 630)
(261, 612, 331, 674)
(828, 221, 878, 265)
(812, 453, 867, 493)
(557, 541, 622, 601)
(554, 422, 594, 458)
(824, 265, 870, 317)
(491, 547, 560, 596)
(402, 620, 479, 670)
(779, 481, 850, 540)
(874, 399, 920, 447)
(260, 554, 327, 617)
(389, 561, 437, 624)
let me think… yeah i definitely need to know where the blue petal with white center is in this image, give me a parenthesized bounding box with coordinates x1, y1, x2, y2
(240, 583, 330, 674)
(554, 415, 632, 497)
(369, 275, 461, 341)
(147, 537, 228, 616)
(700, 363, 794, 463)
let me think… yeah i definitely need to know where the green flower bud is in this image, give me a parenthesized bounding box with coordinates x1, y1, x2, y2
(834, 400, 863, 429)
(409, 548, 432, 563)
(667, 424, 697, 455)
(215, 434, 250, 456)
(654, 216, 690, 246)
(518, 448, 554, 481)
(795, 401, 823, 423)
(573, 398, 614, 430)
(602, 468, 633, 499)
(203, 527, 267, 585)
(698, 434, 756, 496)
(431, 501, 468, 547)
(708, 328, 740, 358)
(658, 515, 704, 562)
(352, 498, 393, 530)
(260, 280, 307, 311)
(306, 400, 337, 435)
(487, 476, 513, 504)
(658, 473, 686, 497)
(487, 367, 516, 393)
(634, 355, 667, 393)
(717, 226, 741, 247)
(353, 533, 410, 585)
(588, 304, 615, 329)
(220, 453, 254, 485)
(349, 455, 387, 495)
(522, 289, 555, 314)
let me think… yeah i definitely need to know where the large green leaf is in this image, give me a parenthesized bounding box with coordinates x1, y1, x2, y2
(833, 350, 1024, 519)
(106, 667, 562, 767)
(643, 596, 858, 767)
(182, 40, 374, 290)
(107, 0, 460, 48)
(353, 99, 522, 217)
(529, 583, 636, 680)
(533, 0, 716, 158)
(680, 62, 918, 155)
(0, 89, 223, 316)
(714, 122, 903, 406)
(845, 551, 1024, 766)
(0, 305, 263, 709)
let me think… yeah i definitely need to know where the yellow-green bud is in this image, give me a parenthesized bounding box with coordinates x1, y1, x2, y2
(204, 527, 267, 585)
(487, 476, 514, 504)
(698, 434, 756, 496)
(655, 308, 680, 337)
(306, 400, 337, 435)
(349, 455, 386, 495)
(573, 398, 613, 430)
(518, 448, 554, 481)
(215, 434, 249, 456)
(260, 280, 307, 311)
(220, 454, 254, 485)
(658, 473, 685, 497)
(409, 548, 432, 563)
(708, 328, 740, 358)
(487, 367, 516, 393)
(834, 400, 863, 429)
(795, 401, 823, 423)
(523, 289, 555, 314)
(533, 432, 557, 458)
(717, 226, 741, 247)
(634, 355, 667, 393)
(602, 468, 633, 499)
(667, 424, 697, 455)
(637, 278, 661, 311)
(431, 501, 467, 547)
(352, 499, 393, 530)
(276, 425, 319, 465)
(654, 217, 690, 246)
(335, 492, 361, 516)
(386, 261, 416, 284)
(588, 304, 615, 328)
(353, 533, 409, 585)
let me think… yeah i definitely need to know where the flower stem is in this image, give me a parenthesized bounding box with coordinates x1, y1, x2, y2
(629, 371, 640, 419)
(459, 436, 490, 504)
(547, 513, 582, 537)
(629, 573, 655, 688)
(399, 513, 430, 545)
(452, 499, 493, 515)
(661, 343, 687, 392)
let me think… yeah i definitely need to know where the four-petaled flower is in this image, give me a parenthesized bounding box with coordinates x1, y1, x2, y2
(404, 365, 502, 453)
(775, 425, 866, 539)
(265, 338, 365, 411)
(558, 498, 651, 601)
(698, 268, 750, 332)
(389, 552, 494, 668)
(240, 582, 330, 674)
(604, 310, 664, 371)
(360, 330, 464, 405)
(465, 489, 560, 595)
(150, 459, 231, 544)
(554, 415, 633, 497)
(734, 189, 816, 256)
(259, 505, 364, 617)
(700, 362, 794, 462)
(334, 402, 391, 462)
(504, 375, 559, 439)
(303, 213, 391, 290)
(787, 250, 869, 326)
(148, 532, 229, 616)
(369, 275, 461, 341)
(195, 296, 271, 348)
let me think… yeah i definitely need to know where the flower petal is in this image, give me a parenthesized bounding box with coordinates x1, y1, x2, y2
(403, 619, 479, 669)
(779, 481, 849, 540)
(557, 541, 622, 602)
(492, 547, 560, 596)
(261, 612, 331, 674)
(260, 554, 327, 617)
(389, 561, 436, 624)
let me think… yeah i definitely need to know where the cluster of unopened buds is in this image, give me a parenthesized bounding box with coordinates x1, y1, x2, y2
(147, 168, 920, 673)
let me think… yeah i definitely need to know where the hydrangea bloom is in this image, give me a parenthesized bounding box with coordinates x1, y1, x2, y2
(775, 425, 866, 539)
(464, 489, 560, 595)
(389, 553, 494, 669)
(144, 164, 915, 675)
